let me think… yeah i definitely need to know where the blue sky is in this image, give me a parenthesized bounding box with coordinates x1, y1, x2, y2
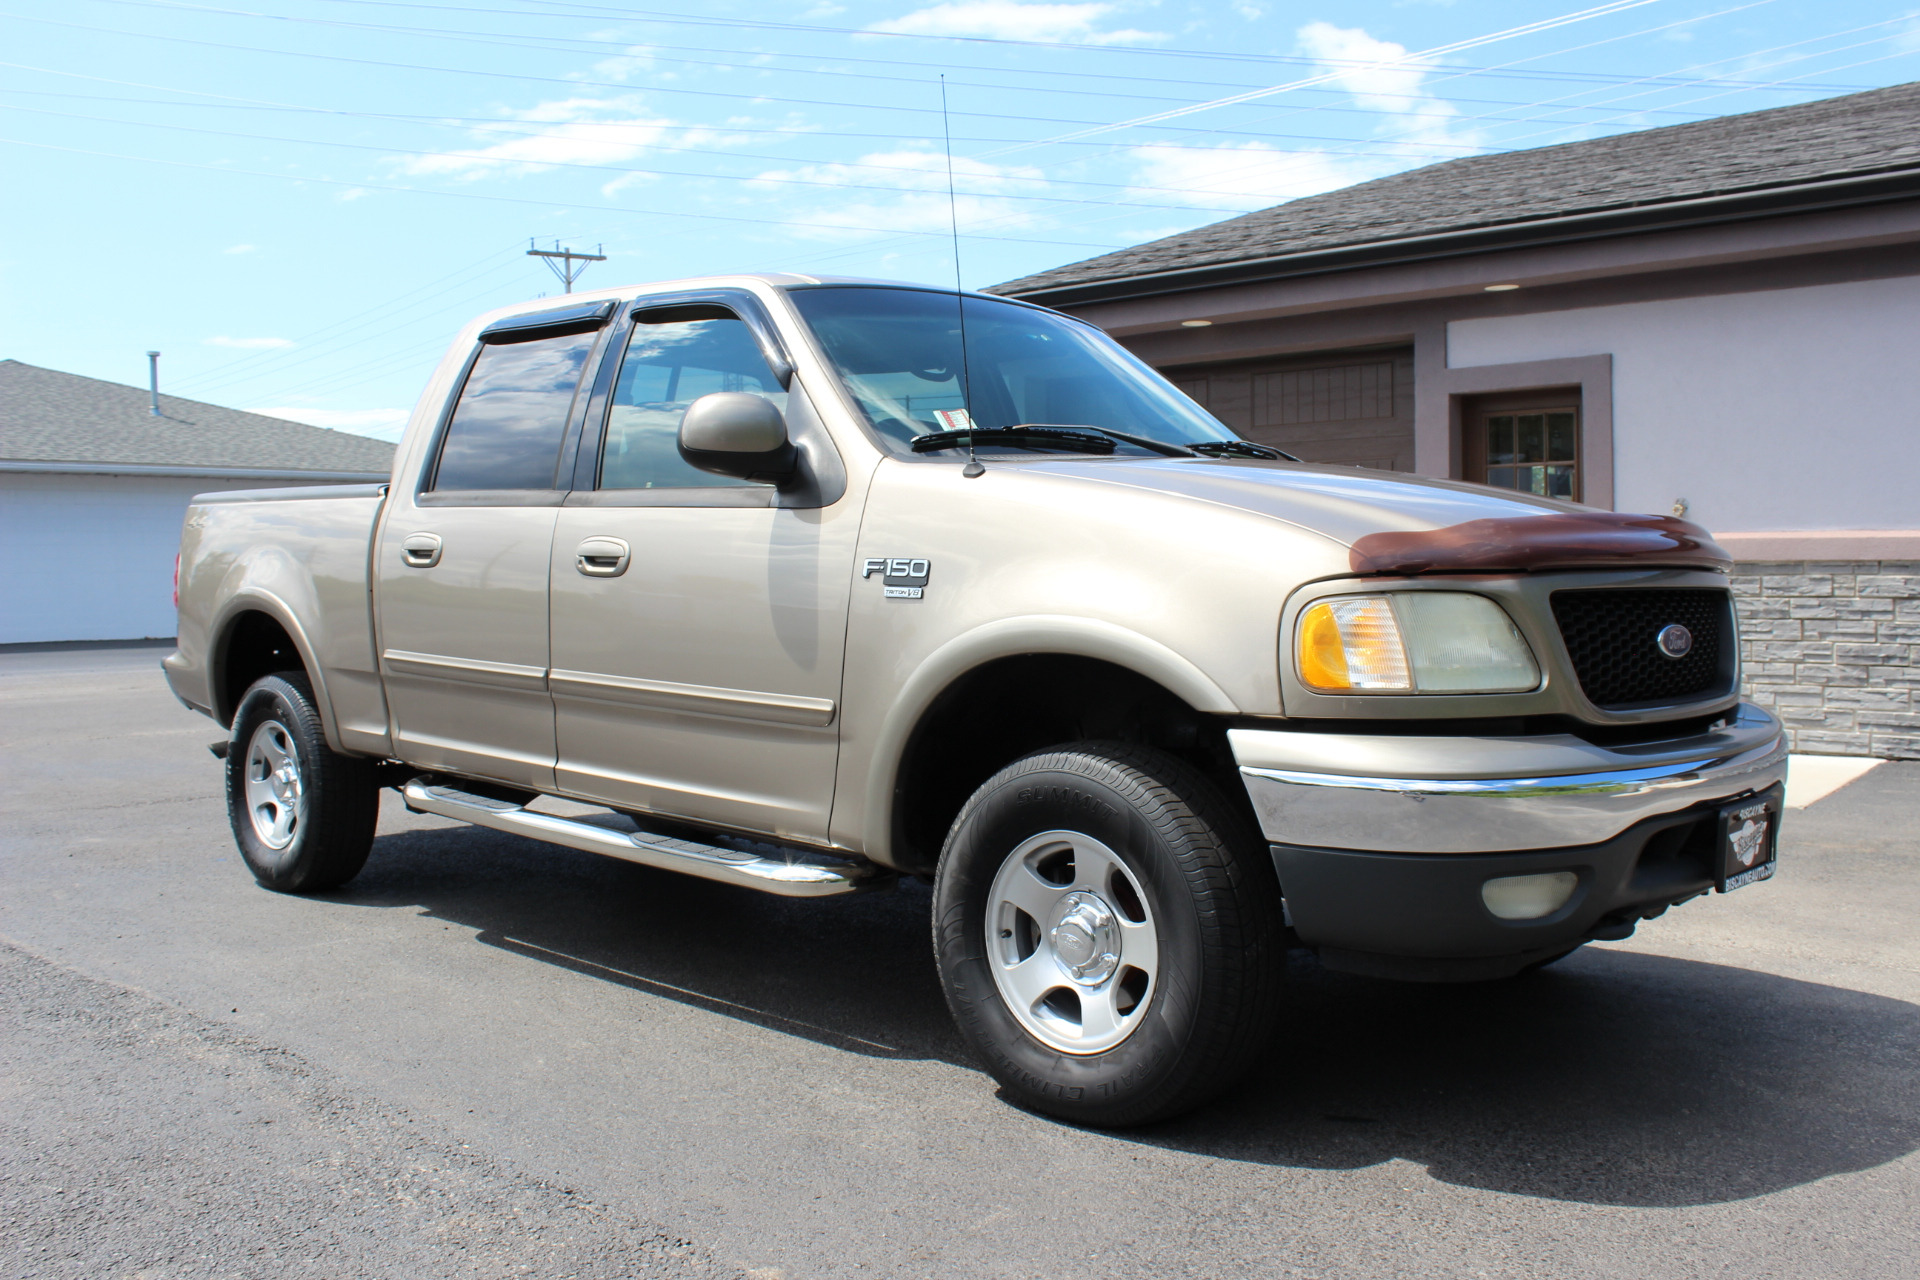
(4, 0, 1917, 440)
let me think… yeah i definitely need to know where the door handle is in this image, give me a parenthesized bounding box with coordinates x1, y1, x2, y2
(575, 536, 631, 578)
(400, 532, 443, 568)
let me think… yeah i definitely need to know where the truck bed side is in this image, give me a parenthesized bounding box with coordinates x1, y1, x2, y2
(164, 484, 391, 758)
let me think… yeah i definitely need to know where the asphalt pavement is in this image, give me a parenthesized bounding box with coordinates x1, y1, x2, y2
(3, 644, 1917, 1279)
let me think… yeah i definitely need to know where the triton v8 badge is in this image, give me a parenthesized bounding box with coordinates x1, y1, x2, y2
(864, 557, 930, 599)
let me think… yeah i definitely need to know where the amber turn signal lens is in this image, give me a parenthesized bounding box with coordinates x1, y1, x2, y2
(1295, 597, 1412, 691)
(1297, 601, 1351, 689)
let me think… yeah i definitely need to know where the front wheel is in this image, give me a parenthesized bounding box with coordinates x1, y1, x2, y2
(226, 672, 379, 893)
(933, 743, 1284, 1126)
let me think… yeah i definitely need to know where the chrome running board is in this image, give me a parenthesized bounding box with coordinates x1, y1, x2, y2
(400, 779, 893, 898)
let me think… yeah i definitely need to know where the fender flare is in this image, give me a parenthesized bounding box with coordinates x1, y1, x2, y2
(209, 589, 349, 755)
(858, 615, 1240, 867)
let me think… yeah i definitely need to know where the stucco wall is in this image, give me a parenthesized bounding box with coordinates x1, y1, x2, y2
(1445, 274, 1920, 533)
(0, 473, 341, 645)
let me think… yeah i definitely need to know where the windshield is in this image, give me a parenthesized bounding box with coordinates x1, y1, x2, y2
(787, 287, 1241, 457)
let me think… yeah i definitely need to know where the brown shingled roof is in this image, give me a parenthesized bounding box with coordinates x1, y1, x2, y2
(993, 80, 1920, 302)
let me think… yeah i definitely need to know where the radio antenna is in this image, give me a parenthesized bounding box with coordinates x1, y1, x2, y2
(940, 74, 984, 478)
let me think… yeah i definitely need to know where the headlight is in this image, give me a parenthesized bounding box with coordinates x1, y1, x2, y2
(1295, 592, 1540, 694)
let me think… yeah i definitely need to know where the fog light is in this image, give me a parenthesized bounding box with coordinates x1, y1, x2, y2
(1481, 871, 1579, 920)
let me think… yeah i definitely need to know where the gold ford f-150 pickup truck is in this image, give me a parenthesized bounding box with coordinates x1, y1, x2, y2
(166, 274, 1787, 1125)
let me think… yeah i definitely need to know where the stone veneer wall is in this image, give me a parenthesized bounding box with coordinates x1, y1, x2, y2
(1732, 560, 1920, 759)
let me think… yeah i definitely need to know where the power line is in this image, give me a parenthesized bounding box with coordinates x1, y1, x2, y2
(0, 133, 1130, 247)
(0, 101, 1304, 214)
(322, 0, 1875, 91)
(88, 0, 1878, 99)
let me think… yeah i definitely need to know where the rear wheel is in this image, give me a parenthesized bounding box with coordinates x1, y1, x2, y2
(933, 743, 1284, 1126)
(226, 672, 379, 893)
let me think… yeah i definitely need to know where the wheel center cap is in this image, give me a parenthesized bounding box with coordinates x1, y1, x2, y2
(1049, 891, 1121, 986)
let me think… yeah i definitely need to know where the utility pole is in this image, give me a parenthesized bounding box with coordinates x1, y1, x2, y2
(147, 351, 161, 416)
(526, 240, 606, 294)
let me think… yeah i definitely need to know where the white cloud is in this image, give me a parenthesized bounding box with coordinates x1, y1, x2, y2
(866, 2, 1159, 44)
(1127, 141, 1382, 209)
(1123, 23, 1483, 215)
(1295, 21, 1482, 155)
(1897, 14, 1920, 55)
(222, 243, 256, 255)
(251, 406, 410, 442)
(752, 149, 1049, 238)
(397, 96, 681, 180)
(204, 336, 294, 350)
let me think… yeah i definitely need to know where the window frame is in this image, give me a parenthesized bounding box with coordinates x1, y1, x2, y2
(566, 288, 844, 510)
(1462, 388, 1583, 503)
(415, 303, 616, 507)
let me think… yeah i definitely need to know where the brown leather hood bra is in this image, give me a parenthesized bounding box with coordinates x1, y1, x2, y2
(1348, 511, 1731, 577)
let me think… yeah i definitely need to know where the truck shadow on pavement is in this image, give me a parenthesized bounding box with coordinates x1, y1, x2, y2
(340, 818, 1920, 1211)
(1137, 947, 1920, 1208)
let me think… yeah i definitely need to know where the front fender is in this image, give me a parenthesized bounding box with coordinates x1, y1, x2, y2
(853, 615, 1240, 868)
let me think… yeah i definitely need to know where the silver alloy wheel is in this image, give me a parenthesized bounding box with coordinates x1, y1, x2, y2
(243, 719, 306, 851)
(984, 830, 1159, 1055)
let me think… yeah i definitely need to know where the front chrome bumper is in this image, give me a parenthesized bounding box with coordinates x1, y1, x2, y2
(1230, 703, 1787, 855)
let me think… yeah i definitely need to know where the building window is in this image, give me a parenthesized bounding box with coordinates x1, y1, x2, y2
(1464, 391, 1580, 501)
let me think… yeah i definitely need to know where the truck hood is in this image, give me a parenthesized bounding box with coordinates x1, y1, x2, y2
(1024, 458, 1730, 574)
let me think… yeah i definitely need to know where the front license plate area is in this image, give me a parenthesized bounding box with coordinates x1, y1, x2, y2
(1716, 784, 1783, 892)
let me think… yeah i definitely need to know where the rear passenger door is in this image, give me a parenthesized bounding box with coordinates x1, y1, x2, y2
(374, 302, 612, 791)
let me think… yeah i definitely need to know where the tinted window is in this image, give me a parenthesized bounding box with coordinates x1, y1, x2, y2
(600, 311, 785, 490)
(432, 330, 598, 490)
(788, 287, 1236, 456)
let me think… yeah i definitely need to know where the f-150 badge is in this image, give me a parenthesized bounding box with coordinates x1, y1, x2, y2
(864, 557, 929, 600)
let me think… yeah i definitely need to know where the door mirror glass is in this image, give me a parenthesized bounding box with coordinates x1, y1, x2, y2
(679, 392, 796, 483)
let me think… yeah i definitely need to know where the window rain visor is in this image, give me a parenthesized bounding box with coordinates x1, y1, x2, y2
(787, 287, 1242, 457)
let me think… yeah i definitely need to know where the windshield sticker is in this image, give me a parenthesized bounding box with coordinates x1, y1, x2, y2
(933, 408, 977, 432)
(864, 557, 930, 600)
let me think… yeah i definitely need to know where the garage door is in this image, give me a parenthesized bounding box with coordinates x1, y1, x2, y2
(1163, 346, 1414, 471)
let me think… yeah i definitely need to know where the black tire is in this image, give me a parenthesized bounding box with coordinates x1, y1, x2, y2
(226, 671, 379, 893)
(932, 742, 1284, 1127)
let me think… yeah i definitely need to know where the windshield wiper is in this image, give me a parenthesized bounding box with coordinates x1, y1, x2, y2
(1027, 424, 1197, 458)
(945, 423, 1198, 458)
(910, 425, 1115, 455)
(1187, 440, 1298, 461)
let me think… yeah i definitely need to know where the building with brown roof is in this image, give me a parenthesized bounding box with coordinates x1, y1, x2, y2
(994, 81, 1920, 759)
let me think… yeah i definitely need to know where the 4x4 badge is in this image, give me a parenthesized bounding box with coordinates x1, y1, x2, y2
(864, 557, 929, 600)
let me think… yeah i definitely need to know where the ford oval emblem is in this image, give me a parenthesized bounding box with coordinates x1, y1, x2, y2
(1656, 623, 1694, 659)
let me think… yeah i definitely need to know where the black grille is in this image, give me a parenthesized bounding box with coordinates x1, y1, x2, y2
(1550, 588, 1733, 709)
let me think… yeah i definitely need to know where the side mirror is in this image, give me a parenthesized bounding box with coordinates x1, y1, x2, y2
(678, 392, 797, 484)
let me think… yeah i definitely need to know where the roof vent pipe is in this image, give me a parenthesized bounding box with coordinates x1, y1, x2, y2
(147, 351, 161, 416)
